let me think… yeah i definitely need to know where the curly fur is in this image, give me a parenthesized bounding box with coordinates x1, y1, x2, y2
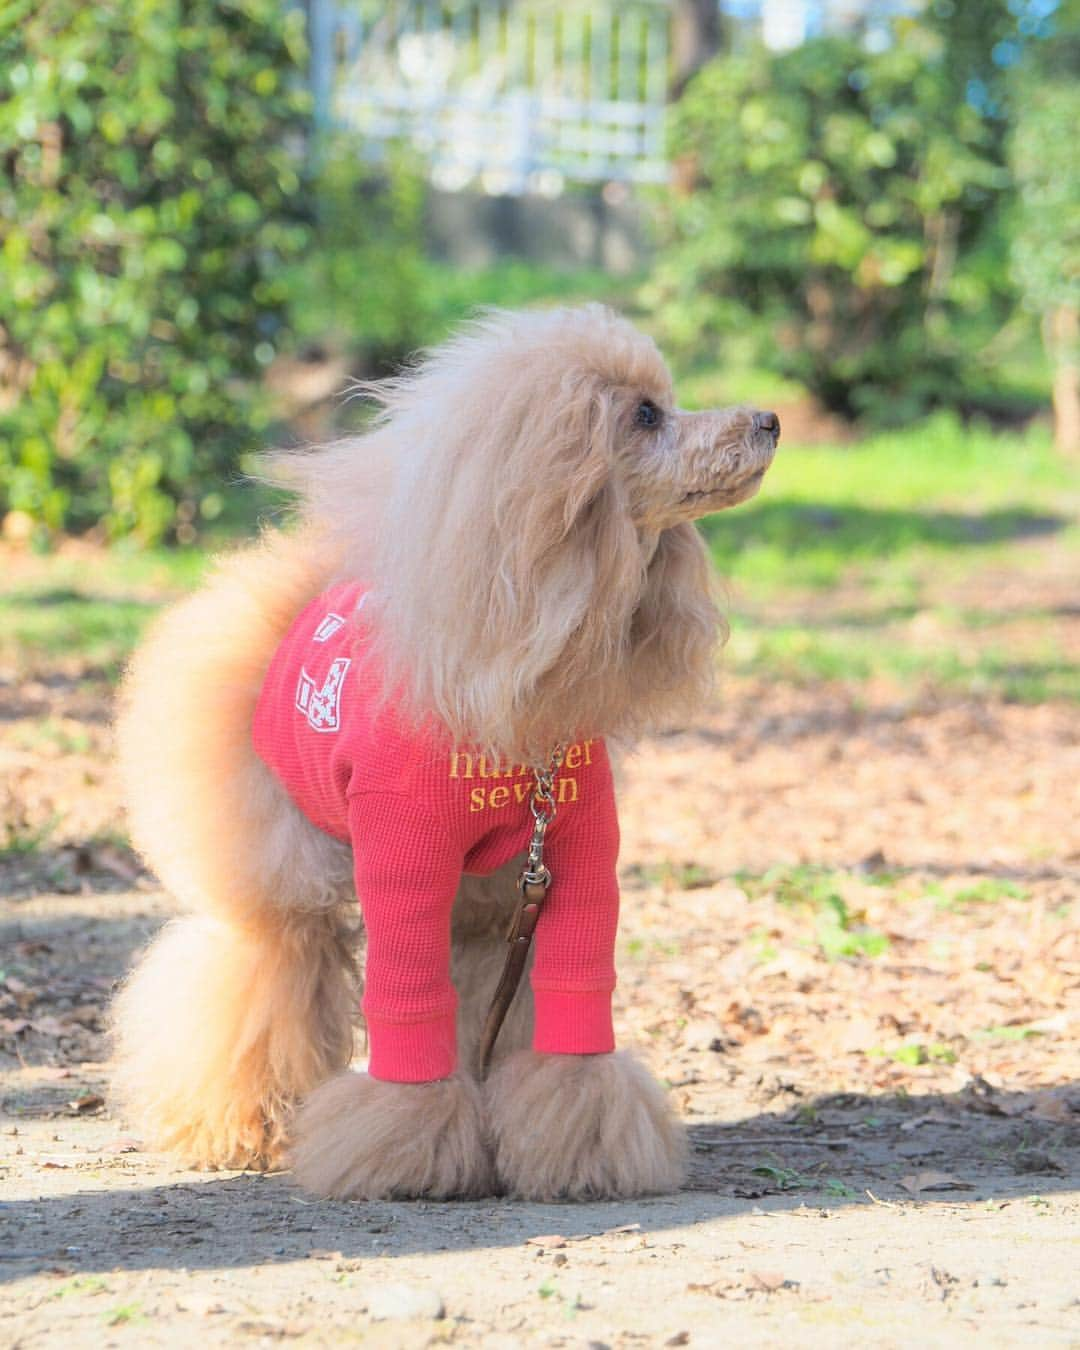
(485, 1050, 686, 1200)
(291, 1072, 493, 1200)
(110, 304, 778, 1195)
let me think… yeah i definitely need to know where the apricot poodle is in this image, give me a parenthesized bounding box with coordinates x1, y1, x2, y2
(110, 305, 779, 1201)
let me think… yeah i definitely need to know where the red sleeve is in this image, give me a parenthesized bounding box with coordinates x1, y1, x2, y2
(347, 793, 463, 1082)
(528, 767, 620, 1056)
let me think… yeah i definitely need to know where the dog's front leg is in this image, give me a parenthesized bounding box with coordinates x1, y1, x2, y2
(290, 796, 494, 1200)
(484, 800, 686, 1200)
(486, 1049, 685, 1200)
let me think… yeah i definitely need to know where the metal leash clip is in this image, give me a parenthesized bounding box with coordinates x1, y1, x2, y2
(517, 745, 562, 903)
(479, 744, 565, 1075)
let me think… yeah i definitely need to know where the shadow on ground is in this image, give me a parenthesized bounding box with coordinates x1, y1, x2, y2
(2, 1081, 1076, 1283)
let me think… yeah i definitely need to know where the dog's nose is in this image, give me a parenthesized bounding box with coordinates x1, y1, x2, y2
(753, 410, 781, 440)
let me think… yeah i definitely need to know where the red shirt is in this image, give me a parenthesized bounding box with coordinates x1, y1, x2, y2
(252, 582, 620, 1082)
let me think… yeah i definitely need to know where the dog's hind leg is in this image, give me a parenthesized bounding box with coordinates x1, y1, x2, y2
(110, 537, 358, 1168)
(111, 898, 357, 1169)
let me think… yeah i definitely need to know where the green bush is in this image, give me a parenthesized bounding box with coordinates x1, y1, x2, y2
(282, 143, 432, 370)
(1008, 0, 1080, 451)
(0, 0, 312, 543)
(644, 10, 1016, 421)
(284, 141, 628, 389)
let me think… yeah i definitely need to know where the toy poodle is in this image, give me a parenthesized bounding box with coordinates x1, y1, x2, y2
(110, 305, 779, 1201)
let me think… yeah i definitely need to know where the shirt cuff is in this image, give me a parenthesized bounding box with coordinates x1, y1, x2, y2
(365, 1010, 458, 1082)
(532, 987, 615, 1055)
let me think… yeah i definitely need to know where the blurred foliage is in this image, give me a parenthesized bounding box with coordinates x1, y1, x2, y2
(1, 0, 1074, 545)
(1008, 0, 1080, 449)
(645, 3, 1023, 421)
(1010, 79, 1080, 319)
(283, 142, 432, 366)
(0, 0, 312, 543)
(5, 415, 1074, 703)
(285, 138, 627, 384)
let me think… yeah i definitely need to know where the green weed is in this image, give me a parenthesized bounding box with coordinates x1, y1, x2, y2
(105, 1302, 145, 1327)
(738, 867, 889, 962)
(50, 1276, 109, 1299)
(975, 1025, 1043, 1041)
(878, 1042, 958, 1066)
(630, 860, 718, 891)
(752, 1158, 856, 1198)
(815, 896, 890, 961)
(10, 719, 93, 755)
(1, 815, 60, 858)
(951, 879, 1028, 905)
(747, 927, 779, 963)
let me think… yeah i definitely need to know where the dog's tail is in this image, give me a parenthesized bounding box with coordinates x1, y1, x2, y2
(110, 909, 357, 1167)
(116, 529, 349, 922)
(112, 531, 359, 1166)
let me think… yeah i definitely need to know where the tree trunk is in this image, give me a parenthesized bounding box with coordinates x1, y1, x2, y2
(670, 0, 722, 98)
(1047, 304, 1080, 455)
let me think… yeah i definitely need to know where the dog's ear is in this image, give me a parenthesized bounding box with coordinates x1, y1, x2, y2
(630, 522, 723, 707)
(507, 380, 645, 704)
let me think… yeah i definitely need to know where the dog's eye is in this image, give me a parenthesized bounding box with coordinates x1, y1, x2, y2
(635, 399, 661, 428)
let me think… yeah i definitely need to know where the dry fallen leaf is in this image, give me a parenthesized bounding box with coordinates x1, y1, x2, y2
(748, 1269, 790, 1292)
(899, 1171, 974, 1196)
(67, 1093, 104, 1114)
(103, 1137, 142, 1154)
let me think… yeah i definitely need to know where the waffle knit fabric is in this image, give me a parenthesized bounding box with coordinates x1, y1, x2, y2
(252, 581, 620, 1082)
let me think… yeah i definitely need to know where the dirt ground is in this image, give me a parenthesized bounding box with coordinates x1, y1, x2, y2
(2, 654, 1079, 1345)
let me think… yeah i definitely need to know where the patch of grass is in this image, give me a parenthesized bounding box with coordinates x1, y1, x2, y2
(724, 621, 1078, 702)
(622, 934, 680, 962)
(1, 815, 60, 858)
(952, 879, 1028, 905)
(751, 1157, 856, 1198)
(50, 1276, 110, 1299)
(105, 1302, 145, 1327)
(697, 411, 1077, 684)
(821, 1176, 858, 1199)
(815, 896, 890, 961)
(9, 719, 94, 754)
(738, 866, 889, 963)
(626, 859, 718, 891)
(0, 547, 209, 675)
(975, 1024, 1044, 1041)
(699, 413, 1079, 702)
(702, 413, 1074, 696)
(3, 413, 1075, 711)
(738, 863, 839, 907)
(747, 927, 780, 964)
(929, 878, 1030, 911)
(866, 1042, 958, 1066)
(752, 1161, 806, 1190)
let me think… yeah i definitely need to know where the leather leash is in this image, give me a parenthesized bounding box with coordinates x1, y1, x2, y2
(477, 746, 564, 1077)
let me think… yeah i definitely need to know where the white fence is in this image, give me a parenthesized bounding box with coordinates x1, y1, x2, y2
(308, 1, 673, 194)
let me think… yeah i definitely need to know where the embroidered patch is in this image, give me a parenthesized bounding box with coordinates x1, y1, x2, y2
(312, 611, 346, 643)
(295, 657, 351, 733)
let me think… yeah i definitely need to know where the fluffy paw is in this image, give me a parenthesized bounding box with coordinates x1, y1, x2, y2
(290, 1071, 495, 1200)
(486, 1050, 686, 1200)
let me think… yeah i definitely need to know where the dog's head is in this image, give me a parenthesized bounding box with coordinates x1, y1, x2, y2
(504, 307, 780, 535)
(287, 306, 778, 756)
